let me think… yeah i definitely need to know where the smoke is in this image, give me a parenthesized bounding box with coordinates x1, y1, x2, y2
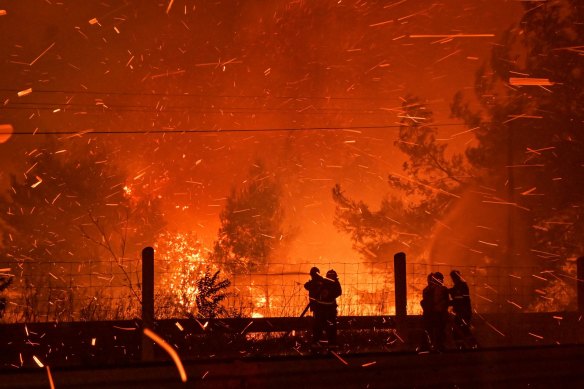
(0, 1, 523, 265)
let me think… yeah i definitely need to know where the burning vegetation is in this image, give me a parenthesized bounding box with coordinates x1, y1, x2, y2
(0, 0, 582, 323)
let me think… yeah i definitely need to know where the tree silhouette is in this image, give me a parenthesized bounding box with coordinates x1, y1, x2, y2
(332, 184, 420, 262)
(0, 276, 13, 320)
(394, 96, 467, 195)
(451, 0, 584, 266)
(211, 161, 285, 274)
(0, 140, 164, 263)
(0, 139, 165, 318)
(194, 269, 231, 318)
(333, 96, 467, 263)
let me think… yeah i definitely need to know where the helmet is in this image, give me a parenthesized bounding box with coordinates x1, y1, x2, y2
(326, 269, 338, 280)
(450, 270, 463, 283)
(310, 267, 320, 277)
(433, 272, 444, 285)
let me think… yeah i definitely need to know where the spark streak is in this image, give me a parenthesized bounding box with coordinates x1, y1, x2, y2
(506, 300, 523, 309)
(240, 320, 254, 335)
(33, 355, 44, 367)
(166, 0, 175, 14)
(143, 328, 188, 383)
(46, 366, 56, 389)
(330, 350, 349, 365)
(409, 34, 495, 38)
(17, 88, 32, 97)
(509, 78, 554, 86)
(389, 172, 460, 198)
(434, 49, 461, 64)
(112, 326, 136, 331)
(485, 321, 506, 337)
(31, 176, 43, 188)
(482, 201, 531, 211)
(29, 42, 56, 66)
(369, 20, 393, 27)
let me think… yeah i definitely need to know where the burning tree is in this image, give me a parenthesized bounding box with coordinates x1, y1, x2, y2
(211, 161, 285, 274)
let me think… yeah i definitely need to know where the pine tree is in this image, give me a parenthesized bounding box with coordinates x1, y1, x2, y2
(0, 139, 165, 319)
(211, 161, 285, 274)
(333, 96, 467, 263)
(451, 0, 584, 265)
(0, 140, 164, 263)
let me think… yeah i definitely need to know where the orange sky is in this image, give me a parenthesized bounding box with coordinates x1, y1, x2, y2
(0, 0, 525, 262)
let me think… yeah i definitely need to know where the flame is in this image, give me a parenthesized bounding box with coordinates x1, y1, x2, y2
(155, 231, 213, 313)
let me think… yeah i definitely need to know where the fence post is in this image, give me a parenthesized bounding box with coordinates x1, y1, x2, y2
(142, 246, 155, 361)
(394, 252, 407, 317)
(578, 257, 584, 313)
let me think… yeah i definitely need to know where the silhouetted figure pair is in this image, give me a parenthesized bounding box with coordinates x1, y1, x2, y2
(449, 270, 477, 349)
(421, 272, 449, 352)
(421, 270, 477, 352)
(304, 267, 342, 347)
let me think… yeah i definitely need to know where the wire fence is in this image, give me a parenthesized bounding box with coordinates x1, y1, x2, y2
(154, 260, 395, 318)
(0, 257, 577, 323)
(405, 262, 568, 315)
(0, 259, 143, 323)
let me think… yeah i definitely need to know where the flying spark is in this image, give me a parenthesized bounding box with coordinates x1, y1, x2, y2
(143, 328, 188, 383)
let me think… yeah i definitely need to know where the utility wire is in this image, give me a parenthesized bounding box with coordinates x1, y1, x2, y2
(1, 104, 405, 114)
(0, 87, 426, 102)
(2, 123, 471, 136)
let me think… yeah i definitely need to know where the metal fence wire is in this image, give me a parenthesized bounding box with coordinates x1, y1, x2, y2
(154, 260, 396, 318)
(0, 259, 142, 323)
(0, 257, 575, 323)
(406, 262, 563, 315)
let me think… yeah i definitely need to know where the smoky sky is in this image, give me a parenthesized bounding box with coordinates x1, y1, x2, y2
(0, 1, 523, 261)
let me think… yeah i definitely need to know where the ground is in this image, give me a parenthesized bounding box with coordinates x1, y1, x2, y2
(2, 345, 583, 388)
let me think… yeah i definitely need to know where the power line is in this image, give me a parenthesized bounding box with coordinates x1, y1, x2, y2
(2, 123, 470, 136)
(5, 100, 397, 110)
(0, 87, 416, 102)
(1, 103, 402, 115)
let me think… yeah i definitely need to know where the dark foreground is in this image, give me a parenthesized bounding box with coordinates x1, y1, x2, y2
(2, 345, 583, 388)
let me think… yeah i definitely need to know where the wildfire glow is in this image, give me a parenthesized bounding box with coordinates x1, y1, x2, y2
(123, 185, 132, 197)
(156, 232, 213, 314)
